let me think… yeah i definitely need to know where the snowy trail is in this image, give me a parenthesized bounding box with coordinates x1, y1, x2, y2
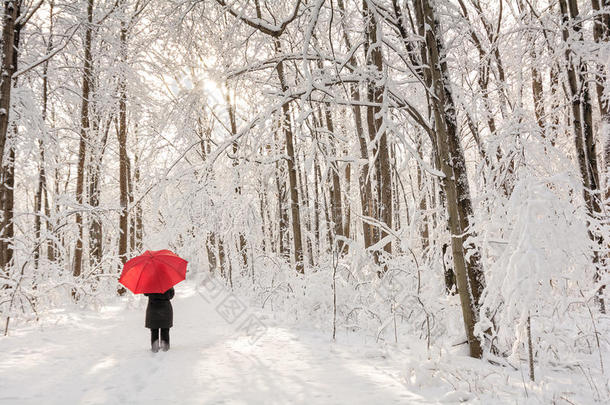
(0, 286, 430, 405)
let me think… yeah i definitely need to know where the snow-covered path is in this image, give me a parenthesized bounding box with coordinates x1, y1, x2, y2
(0, 286, 428, 405)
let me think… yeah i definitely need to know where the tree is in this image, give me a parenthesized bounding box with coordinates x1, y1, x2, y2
(34, 0, 55, 268)
(590, 0, 609, 186)
(1, 1, 43, 272)
(0, 1, 20, 273)
(413, 0, 486, 358)
(363, 0, 393, 261)
(73, 0, 95, 277)
(558, 0, 605, 312)
(0, 0, 20, 171)
(117, 0, 129, 265)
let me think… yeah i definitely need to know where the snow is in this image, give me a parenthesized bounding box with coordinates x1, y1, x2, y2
(1, 283, 607, 404)
(0, 284, 414, 404)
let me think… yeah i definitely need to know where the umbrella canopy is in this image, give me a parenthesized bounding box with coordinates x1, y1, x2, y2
(119, 250, 187, 294)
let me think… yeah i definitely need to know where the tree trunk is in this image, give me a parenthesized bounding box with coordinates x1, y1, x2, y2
(74, 0, 94, 277)
(531, 48, 546, 133)
(134, 157, 143, 251)
(199, 124, 218, 274)
(435, 4, 486, 309)
(44, 177, 53, 262)
(559, 0, 605, 312)
(88, 118, 109, 267)
(417, 139, 430, 252)
(0, 148, 14, 273)
(363, 0, 392, 260)
(591, 0, 609, 312)
(312, 152, 321, 255)
(590, 0, 610, 202)
(338, 0, 374, 251)
(35, 2, 54, 269)
(343, 160, 351, 254)
(391, 144, 401, 239)
(416, 0, 485, 358)
(527, 312, 536, 381)
(218, 236, 230, 286)
(225, 87, 248, 269)
(127, 156, 135, 253)
(1, 5, 23, 272)
(206, 232, 217, 273)
(259, 186, 269, 254)
(34, 149, 47, 267)
(322, 169, 334, 253)
(0, 0, 19, 171)
(274, 134, 288, 259)
(591, 0, 610, 121)
(0, 3, 22, 274)
(118, 4, 129, 266)
(322, 104, 345, 254)
(298, 150, 314, 267)
(274, 39, 304, 274)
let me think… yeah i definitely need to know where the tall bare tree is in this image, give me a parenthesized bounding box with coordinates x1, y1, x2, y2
(0, 1, 21, 273)
(73, 0, 94, 277)
(363, 0, 392, 260)
(0, 0, 20, 171)
(590, 0, 610, 198)
(117, 0, 129, 266)
(34, 0, 54, 268)
(321, 103, 345, 254)
(414, 0, 486, 358)
(224, 85, 248, 268)
(559, 0, 605, 312)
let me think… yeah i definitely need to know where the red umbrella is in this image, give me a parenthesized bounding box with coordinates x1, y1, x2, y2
(119, 249, 187, 294)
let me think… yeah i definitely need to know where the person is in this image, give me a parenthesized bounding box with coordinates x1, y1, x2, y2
(144, 287, 175, 352)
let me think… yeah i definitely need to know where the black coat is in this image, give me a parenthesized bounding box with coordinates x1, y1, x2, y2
(145, 287, 174, 329)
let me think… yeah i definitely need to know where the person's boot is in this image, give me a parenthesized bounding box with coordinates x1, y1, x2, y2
(151, 340, 160, 353)
(161, 340, 170, 352)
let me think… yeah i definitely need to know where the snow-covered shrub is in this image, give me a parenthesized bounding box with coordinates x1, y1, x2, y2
(477, 173, 608, 370)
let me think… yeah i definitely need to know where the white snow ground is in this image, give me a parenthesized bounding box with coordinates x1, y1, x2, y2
(0, 284, 419, 404)
(1, 284, 607, 404)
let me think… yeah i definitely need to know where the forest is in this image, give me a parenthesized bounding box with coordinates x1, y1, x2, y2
(1, 0, 609, 403)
